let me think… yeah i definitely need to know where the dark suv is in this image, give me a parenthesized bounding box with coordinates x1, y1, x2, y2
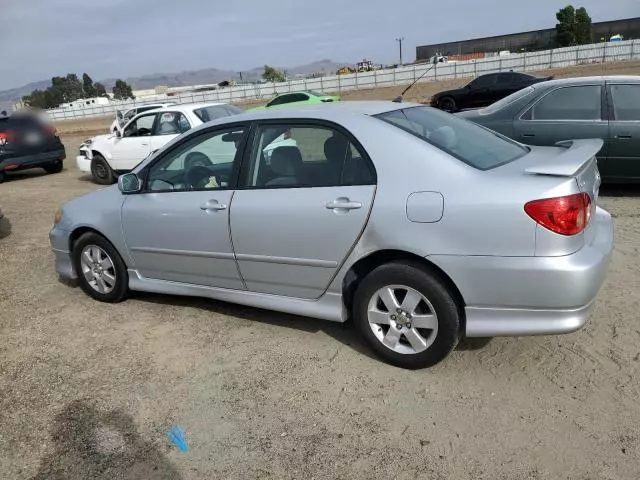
(0, 113, 66, 183)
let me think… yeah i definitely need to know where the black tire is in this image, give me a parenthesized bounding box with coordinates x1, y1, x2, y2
(44, 159, 63, 174)
(439, 97, 457, 113)
(91, 154, 115, 185)
(73, 232, 128, 303)
(353, 261, 461, 369)
(0, 170, 5, 183)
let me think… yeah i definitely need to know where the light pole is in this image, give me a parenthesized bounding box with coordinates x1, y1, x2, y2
(396, 37, 405, 65)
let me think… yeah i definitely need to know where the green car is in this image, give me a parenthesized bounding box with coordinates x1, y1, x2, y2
(457, 76, 640, 183)
(249, 91, 340, 111)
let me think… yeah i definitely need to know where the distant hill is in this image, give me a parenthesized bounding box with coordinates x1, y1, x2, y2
(0, 60, 345, 104)
(0, 80, 52, 103)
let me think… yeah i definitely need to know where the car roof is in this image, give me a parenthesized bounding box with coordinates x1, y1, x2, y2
(532, 75, 640, 88)
(183, 100, 418, 134)
(138, 102, 229, 116)
(227, 100, 413, 121)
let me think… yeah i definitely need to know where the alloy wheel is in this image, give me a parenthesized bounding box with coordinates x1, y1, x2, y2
(367, 285, 438, 355)
(80, 245, 117, 294)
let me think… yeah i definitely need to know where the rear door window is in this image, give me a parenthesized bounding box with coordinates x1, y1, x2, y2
(469, 74, 498, 89)
(527, 85, 602, 120)
(609, 84, 640, 121)
(154, 112, 190, 135)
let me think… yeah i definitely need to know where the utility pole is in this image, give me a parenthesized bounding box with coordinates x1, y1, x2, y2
(396, 37, 405, 65)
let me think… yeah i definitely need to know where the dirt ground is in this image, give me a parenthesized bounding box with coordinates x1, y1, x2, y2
(1, 127, 639, 480)
(54, 59, 640, 137)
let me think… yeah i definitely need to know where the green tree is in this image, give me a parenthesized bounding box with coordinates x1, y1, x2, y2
(575, 7, 592, 45)
(22, 89, 54, 109)
(262, 65, 286, 83)
(556, 5, 576, 47)
(112, 79, 135, 100)
(82, 73, 97, 97)
(94, 82, 108, 97)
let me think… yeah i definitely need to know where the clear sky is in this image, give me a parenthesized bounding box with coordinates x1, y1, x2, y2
(0, 0, 637, 90)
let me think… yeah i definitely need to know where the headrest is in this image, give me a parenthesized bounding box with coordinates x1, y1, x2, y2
(324, 135, 351, 164)
(270, 146, 302, 176)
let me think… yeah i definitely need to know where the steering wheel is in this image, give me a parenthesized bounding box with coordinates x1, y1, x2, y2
(185, 151, 213, 170)
(185, 165, 215, 190)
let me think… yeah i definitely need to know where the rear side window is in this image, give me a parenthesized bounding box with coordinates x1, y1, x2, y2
(527, 85, 602, 120)
(376, 106, 528, 170)
(610, 84, 640, 121)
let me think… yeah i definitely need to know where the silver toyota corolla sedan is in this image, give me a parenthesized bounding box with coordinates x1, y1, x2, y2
(50, 101, 613, 369)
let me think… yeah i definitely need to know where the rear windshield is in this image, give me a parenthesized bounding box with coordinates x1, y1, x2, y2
(194, 105, 243, 123)
(375, 106, 528, 170)
(0, 115, 42, 132)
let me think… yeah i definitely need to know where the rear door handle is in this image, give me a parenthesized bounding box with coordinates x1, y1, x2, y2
(325, 197, 362, 211)
(615, 134, 632, 139)
(522, 133, 536, 138)
(200, 199, 227, 211)
(141, 142, 149, 146)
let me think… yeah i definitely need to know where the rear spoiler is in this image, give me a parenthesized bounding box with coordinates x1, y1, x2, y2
(524, 139, 603, 177)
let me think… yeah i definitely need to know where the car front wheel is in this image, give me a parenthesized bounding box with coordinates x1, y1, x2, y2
(91, 154, 115, 185)
(353, 261, 461, 369)
(73, 232, 128, 303)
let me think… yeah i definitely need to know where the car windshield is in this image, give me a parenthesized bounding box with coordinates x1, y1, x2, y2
(480, 86, 535, 114)
(375, 106, 528, 170)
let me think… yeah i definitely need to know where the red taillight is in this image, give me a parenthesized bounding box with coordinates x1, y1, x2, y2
(0, 131, 13, 146)
(45, 125, 57, 136)
(524, 193, 592, 236)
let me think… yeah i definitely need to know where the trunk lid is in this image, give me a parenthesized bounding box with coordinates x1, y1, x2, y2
(523, 138, 602, 207)
(492, 138, 603, 256)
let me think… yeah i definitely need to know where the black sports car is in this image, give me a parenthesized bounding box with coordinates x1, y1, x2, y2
(430, 72, 552, 112)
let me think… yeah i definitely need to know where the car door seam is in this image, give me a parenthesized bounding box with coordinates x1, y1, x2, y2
(228, 190, 248, 289)
(318, 185, 378, 299)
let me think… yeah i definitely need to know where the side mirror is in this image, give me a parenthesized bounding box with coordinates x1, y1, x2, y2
(114, 129, 122, 138)
(117, 173, 141, 194)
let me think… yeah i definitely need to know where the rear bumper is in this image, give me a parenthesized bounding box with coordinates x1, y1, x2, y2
(1, 148, 66, 171)
(76, 155, 91, 173)
(430, 207, 614, 337)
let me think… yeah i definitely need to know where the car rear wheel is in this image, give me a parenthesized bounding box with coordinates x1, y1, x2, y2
(353, 261, 461, 369)
(0, 171, 5, 183)
(91, 154, 115, 185)
(73, 232, 128, 303)
(44, 160, 63, 174)
(439, 97, 457, 112)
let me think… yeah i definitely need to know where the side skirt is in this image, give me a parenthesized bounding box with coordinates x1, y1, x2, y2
(128, 269, 347, 322)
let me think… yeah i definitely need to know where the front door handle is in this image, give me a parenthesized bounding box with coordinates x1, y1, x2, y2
(141, 142, 149, 146)
(615, 134, 632, 139)
(200, 200, 227, 211)
(325, 197, 362, 211)
(522, 133, 536, 138)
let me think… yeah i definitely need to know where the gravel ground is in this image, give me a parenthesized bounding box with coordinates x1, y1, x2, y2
(1, 135, 639, 480)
